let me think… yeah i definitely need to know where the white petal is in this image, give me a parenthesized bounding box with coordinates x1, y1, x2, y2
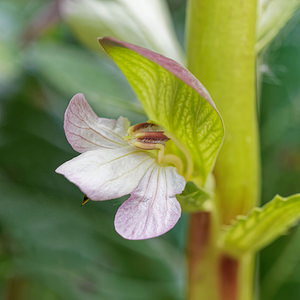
(114, 165, 185, 240)
(56, 146, 155, 200)
(64, 93, 129, 153)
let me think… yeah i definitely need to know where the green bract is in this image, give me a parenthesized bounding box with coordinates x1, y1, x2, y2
(221, 194, 300, 257)
(176, 182, 211, 212)
(99, 37, 224, 183)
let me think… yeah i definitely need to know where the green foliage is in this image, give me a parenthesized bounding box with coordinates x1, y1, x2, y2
(176, 182, 210, 212)
(259, 11, 300, 299)
(29, 42, 145, 122)
(221, 194, 300, 257)
(0, 2, 188, 298)
(0, 0, 300, 299)
(101, 40, 224, 183)
(0, 90, 185, 300)
(0, 1, 24, 91)
(257, 0, 300, 52)
(260, 226, 300, 300)
(60, 0, 185, 64)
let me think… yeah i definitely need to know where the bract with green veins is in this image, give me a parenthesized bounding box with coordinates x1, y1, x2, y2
(56, 38, 224, 240)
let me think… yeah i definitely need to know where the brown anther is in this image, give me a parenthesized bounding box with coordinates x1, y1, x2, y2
(128, 122, 163, 135)
(128, 122, 170, 151)
(136, 132, 169, 144)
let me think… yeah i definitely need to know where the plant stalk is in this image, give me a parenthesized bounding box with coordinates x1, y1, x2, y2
(187, 212, 218, 299)
(186, 0, 259, 299)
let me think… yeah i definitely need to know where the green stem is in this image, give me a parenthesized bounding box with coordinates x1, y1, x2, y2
(187, 212, 218, 299)
(186, 0, 259, 299)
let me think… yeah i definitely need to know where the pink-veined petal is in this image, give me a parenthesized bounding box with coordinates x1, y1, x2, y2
(56, 146, 155, 200)
(64, 93, 129, 153)
(114, 165, 185, 240)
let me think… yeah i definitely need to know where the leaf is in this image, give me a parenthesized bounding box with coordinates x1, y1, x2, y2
(28, 42, 146, 123)
(260, 226, 300, 300)
(0, 2, 23, 91)
(221, 194, 300, 257)
(100, 37, 224, 183)
(256, 0, 300, 52)
(176, 182, 211, 213)
(258, 13, 300, 299)
(60, 0, 185, 64)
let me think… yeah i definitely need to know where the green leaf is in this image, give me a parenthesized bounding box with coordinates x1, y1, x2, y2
(221, 194, 300, 257)
(176, 182, 211, 213)
(260, 227, 300, 300)
(259, 14, 300, 299)
(28, 42, 146, 123)
(100, 37, 224, 183)
(256, 0, 300, 52)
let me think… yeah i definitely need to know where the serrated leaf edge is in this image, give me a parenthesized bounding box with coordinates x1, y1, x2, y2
(219, 194, 300, 257)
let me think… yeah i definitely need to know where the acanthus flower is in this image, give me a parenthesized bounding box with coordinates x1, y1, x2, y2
(56, 93, 186, 240)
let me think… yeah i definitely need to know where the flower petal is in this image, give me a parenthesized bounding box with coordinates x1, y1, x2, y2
(64, 93, 129, 153)
(114, 165, 185, 240)
(56, 146, 155, 200)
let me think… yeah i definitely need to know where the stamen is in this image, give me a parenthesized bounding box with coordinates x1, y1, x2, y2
(127, 121, 186, 176)
(165, 132, 194, 180)
(128, 122, 169, 151)
(128, 122, 163, 135)
(161, 154, 184, 174)
(135, 132, 169, 142)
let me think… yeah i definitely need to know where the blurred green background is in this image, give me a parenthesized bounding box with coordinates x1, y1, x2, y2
(0, 0, 299, 299)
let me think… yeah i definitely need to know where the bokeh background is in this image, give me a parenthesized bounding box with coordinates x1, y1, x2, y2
(0, 0, 299, 299)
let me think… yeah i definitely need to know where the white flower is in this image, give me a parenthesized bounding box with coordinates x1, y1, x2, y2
(56, 93, 185, 240)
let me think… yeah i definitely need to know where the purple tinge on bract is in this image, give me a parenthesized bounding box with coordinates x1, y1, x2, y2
(99, 36, 217, 110)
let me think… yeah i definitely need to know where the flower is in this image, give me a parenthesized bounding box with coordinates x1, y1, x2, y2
(56, 93, 186, 240)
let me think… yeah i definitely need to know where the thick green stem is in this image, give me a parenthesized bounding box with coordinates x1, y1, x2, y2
(186, 0, 259, 299)
(186, 0, 259, 222)
(187, 213, 218, 299)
